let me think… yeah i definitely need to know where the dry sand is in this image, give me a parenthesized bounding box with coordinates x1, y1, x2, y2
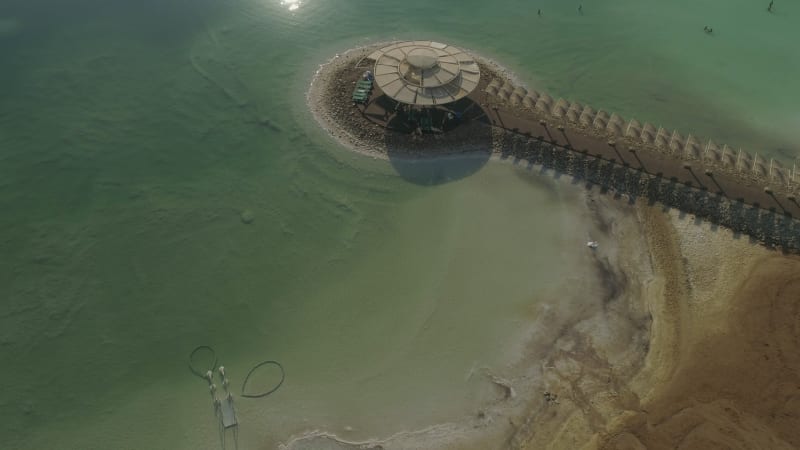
(303, 45, 800, 449)
(514, 205, 800, 450)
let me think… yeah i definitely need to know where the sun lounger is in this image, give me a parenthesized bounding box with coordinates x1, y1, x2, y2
(352, 91, 369, 103)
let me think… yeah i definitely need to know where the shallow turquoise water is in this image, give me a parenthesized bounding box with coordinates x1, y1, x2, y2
(1, 0, 798, 448)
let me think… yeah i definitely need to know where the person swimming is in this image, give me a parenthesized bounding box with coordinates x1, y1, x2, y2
(578, 4, 583, 13)
(768, 0, 774, 12)
(703, 26, 713, 33)
(538, 9, 542, 16)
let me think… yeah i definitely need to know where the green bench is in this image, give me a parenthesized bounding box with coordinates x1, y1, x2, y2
(352, 81, 372, 103)
(352, 91, 369, 103)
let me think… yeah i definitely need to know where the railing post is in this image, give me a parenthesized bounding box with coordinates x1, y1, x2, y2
(769, 158, 774, 181)
(723, 144, 731, 169)
(670, 130, 679, 156)
(684, 134, 690, 160)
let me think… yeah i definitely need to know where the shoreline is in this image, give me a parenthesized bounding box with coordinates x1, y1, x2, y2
(307, 43, 800, 252)
(300, 43, 800, 449)
(513, 202, 800, 450)
(279, 165, 657, 450)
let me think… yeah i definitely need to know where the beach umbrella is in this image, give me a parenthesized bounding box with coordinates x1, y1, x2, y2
(551, 98, 569, 118)
(579, 106, 596, 127)
(655, 127, 670, 149)
(738, 150, 754, 171)
(565, 109, 580, 123)
(641, 122, 657, 144)
(721, 145, 737, 168)
(535, 94, 553, 114)
(704, 140, 722, 163)
(625, 119, 642, 139)
(669, 131, 685, 154)
(770, 159, 790, 184)
(607, 121, 624, 137)
(752, 153, 768, 177)
(566, 102, 583, 123)
(484, 85, 500, 97)
(371, 41, 481, 106)
(498, 89, 511, 103)
(608, 113, 624, 127)
(684, 135, 702, 159)
(522, 95, 536, 109)
(593, 110, 609, 130)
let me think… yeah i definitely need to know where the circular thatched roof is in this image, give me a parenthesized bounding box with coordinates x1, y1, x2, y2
(369, 41, 480, 106)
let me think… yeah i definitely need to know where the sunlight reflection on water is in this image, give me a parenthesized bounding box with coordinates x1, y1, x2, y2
(280, 0, 301, 11)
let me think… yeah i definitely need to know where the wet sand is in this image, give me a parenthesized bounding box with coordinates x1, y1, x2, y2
(514, 206, 800, 450)
(283, 198, 800, 448)
(280, 160, 659, 449)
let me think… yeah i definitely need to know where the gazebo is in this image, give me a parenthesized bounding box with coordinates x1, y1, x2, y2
(363, 41, 481, 132)
(368, 41, 481, 106)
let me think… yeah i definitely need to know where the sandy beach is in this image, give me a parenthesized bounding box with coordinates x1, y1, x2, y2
(281, 163, 658, 450)
(302, 45, 800, 449)
(512, 203, 800, 450)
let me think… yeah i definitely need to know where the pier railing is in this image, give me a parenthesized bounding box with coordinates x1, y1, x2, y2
(483, 77, 799, 197)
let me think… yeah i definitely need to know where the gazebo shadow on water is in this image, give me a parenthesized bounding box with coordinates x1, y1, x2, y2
(382, 97, 494, 185)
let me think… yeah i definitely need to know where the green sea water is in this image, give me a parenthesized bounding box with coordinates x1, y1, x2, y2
(1, 0, 798, 448)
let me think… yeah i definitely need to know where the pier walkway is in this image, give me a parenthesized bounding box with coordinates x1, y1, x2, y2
(347, 54, 799, 247)
(486, 105, 800, 218)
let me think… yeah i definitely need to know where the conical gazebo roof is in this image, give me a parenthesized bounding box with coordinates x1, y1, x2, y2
(369, 41, 480, 106)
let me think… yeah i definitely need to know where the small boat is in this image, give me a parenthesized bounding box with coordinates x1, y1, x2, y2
(586, 241, 599, 248)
